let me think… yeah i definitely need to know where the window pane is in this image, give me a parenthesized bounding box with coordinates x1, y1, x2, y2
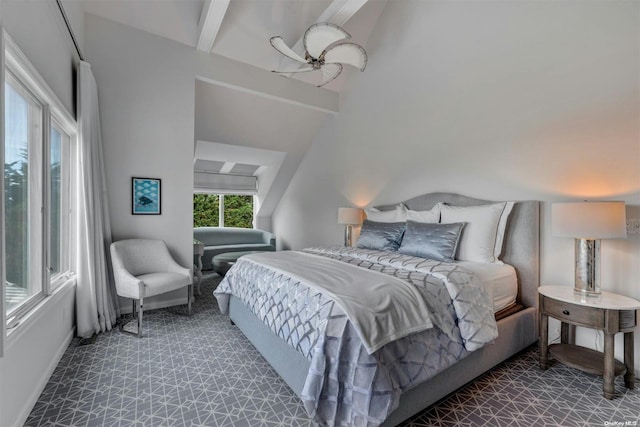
(193, 194, 219, 227)
(223, 195, 253, 228)
(49, 124, 69, 284)
(4, 79, 43, 314)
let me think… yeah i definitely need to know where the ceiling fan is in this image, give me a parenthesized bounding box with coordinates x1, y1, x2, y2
(270, 22, 367, 87)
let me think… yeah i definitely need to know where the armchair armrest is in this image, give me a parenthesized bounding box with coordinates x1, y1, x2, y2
(166, 257, 192, 284)
(110, 253, 143, 299)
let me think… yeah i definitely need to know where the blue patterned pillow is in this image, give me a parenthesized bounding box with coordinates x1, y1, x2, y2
(398, 221, 465, 262)
(356, 220, 406, 252)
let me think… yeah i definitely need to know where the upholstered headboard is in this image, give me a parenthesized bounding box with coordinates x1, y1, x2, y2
(376, 192, 540, 308)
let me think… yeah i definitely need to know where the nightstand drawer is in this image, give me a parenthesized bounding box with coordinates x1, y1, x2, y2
(620, 310, 637, 330)
(544, 298, 605, 328)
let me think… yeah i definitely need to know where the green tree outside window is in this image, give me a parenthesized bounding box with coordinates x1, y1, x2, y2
(193, 194, 253, 228)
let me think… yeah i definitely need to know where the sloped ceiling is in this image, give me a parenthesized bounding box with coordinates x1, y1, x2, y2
(83, 0, 386, 90)
(194, 79, 330, 218)
(82, 0, 387, 225)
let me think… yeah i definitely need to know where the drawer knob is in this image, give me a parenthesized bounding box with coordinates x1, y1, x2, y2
(562, 310, 570, 315)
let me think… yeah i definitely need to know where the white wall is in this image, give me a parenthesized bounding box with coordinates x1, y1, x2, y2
(0, 2, 81, 425)
(273, 0, 640, 374)
(194, 80, 331, 231)
(84, 14, 197, 309)
(84, 13, 333, 298)
(2, 1, 78, 114)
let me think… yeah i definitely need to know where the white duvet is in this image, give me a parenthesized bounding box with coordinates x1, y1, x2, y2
(246, 251, 434, 354)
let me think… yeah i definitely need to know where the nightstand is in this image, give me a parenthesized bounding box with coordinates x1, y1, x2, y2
(539, 286, 640, 399)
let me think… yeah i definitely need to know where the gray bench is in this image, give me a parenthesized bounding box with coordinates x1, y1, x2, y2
(213, 251, 259, 276)
(193, 227, 276, 270)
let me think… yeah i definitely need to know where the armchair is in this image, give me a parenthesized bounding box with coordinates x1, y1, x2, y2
(110, 239, 192, 337)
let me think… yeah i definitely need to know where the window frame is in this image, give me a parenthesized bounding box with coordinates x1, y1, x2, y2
(1, 26, 7, 357)
(1, 30, 77, 353)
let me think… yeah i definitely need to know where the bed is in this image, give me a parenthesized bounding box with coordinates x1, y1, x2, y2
(215, 192, 539, 426)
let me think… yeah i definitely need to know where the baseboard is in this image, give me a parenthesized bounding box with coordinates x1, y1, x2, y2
(15, 327, 75, 427)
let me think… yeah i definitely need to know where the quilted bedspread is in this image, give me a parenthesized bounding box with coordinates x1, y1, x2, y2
(214, 246, 498, 426)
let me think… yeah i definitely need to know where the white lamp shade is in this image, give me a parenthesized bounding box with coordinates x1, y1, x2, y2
(338, 207, 363, 225)
(552, 202, 627, 239)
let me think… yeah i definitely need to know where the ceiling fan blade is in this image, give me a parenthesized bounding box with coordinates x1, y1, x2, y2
(272, 66, 316, 74)
(304, 23, 350, 60)
(322, 42, 367, 71)
(318, 63, 343, 87)
(269, 36, 308, 64)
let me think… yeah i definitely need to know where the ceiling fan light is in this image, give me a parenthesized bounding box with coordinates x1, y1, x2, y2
(322, 42, 367, 71)
(304, 22, 350, 59)
(269, 36, 307, 64)
(269, 22, 367, 87)
(272, 66, 315, 75)
(319, 63, 343, 87)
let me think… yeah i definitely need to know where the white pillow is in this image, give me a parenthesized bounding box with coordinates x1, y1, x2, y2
(440, 202, 514, 263)
(406, 203, 441, 224)
(364, 204, 407, 223)
(494, 202, 514, 260)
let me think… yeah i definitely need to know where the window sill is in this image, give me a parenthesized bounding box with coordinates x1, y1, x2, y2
(6, 276, 77, 347)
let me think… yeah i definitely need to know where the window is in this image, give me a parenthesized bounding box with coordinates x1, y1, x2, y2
(4, 73, 43, 315)
(3, 32, 77, 326)
(49, 122, 71, 286)
(193, 193, 220, 227)
(193, 194, 254, 228)
(223, 195, 254, 228)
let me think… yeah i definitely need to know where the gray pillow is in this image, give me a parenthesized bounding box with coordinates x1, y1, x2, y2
(398, 221, 465, 262)
(356, 220, 406, 252)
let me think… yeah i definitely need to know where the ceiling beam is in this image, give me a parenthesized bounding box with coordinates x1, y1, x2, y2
(319, 0, 369, 27)
(196, 0, 231, 53)
(279, 0, 368, 71)
(195, 37, 339, 114)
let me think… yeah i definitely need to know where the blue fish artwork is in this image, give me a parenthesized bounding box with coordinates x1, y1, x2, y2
(132, 178, 161, 214)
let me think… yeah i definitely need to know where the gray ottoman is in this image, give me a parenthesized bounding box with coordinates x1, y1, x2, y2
(212, 251, 258, 276)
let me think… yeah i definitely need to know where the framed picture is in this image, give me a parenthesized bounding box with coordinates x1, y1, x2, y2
(132, 177, 161, 215)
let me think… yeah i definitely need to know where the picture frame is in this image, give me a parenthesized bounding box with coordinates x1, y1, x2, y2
(132, 177, 161, 215)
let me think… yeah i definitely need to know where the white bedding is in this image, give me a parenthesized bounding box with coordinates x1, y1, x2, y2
(215, 246, 500, 426)
(456, 261, 518, 312)
(244, 251, 434, 354)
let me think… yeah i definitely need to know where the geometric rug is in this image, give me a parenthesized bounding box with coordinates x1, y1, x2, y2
(25, 273, 640, 426)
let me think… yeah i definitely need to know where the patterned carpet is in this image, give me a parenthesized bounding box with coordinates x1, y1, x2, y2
(25, 273, 640, 427)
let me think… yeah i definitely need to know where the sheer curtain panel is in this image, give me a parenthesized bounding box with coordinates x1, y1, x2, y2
(76, 61, 117, 337)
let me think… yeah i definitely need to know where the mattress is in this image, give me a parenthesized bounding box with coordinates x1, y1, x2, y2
(456, 261, 518, 312)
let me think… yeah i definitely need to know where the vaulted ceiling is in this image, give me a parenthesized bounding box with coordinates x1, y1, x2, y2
(83, 0, 386, 91)
(82, 0, 388, 222)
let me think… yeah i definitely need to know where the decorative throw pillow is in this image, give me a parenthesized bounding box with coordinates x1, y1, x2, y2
(356, 220, 406, 252)
(364, 204, 407, 223)
(440, 202, 514, 263)
(406, 203, 441, 224)
(398, 221, 465, 262)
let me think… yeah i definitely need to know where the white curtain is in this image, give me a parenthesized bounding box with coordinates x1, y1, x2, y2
(76, 61, 118, 338)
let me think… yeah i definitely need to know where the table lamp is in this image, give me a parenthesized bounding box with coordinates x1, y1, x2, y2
(337, 207, 363, 247)
(552, 201, 627, 295)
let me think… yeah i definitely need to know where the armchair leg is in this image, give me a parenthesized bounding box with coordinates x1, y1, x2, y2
(187, 284, 192, 316)
(138, 297, 143, 338)
(119, 298, 143, 338)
